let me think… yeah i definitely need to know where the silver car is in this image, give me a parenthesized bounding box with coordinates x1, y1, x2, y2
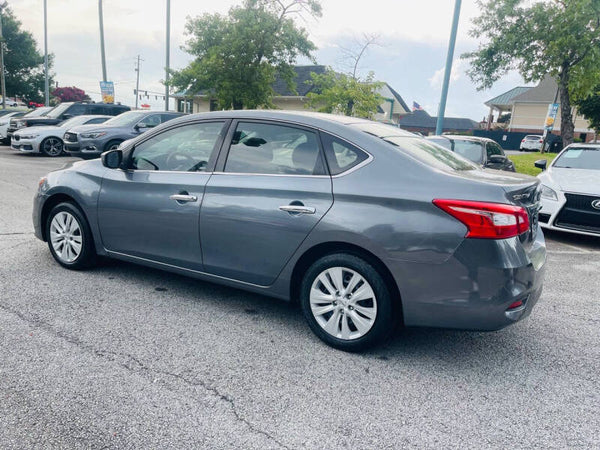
(33, 111, 546, 350)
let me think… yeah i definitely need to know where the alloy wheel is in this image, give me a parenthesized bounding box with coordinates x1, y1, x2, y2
(309, 266, 377, 340)
(43, 138, 63, 156)
(50, 211, 83, 263)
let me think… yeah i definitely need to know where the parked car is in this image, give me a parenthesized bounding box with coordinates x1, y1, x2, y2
(64, 110, 185, 159)
(520, 135, 543, 151)
(6, 106, 54, 141)
(8, 102, 130, 135)
(34, 111, 546, 351)
(11, 115, 111, 157)
(426, 135, 516, 171)
(535, 143, 600, 237)
(0, 111, 28, 144)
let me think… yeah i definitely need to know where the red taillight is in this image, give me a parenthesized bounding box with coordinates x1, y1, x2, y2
(538, 139, 543, 143)
(521, 139, 525, 142)
(507, 300, 523, 309)
(433, 199, 530, 239)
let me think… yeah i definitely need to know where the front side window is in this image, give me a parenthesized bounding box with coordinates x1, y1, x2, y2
(225, 122, 324, 175)
(138, 114, 161, 128)
(486, 142, 504, 158)
(131, 122, 225, 172)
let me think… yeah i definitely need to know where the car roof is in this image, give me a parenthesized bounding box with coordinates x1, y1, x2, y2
(563, 143, 600, 149)
(426, 134, 492, 143)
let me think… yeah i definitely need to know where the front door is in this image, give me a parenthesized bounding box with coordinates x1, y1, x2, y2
(97, 120, 228, 270)
(200, 120, 333, 286)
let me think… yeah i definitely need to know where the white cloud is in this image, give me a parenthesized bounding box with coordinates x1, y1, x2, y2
(428, 58, 467, 90)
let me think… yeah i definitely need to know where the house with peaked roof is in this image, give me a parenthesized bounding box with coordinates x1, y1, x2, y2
(485, 75, 595, 141)
(397, 109, 478, 135)
(484, 86, 531, 129)
(172, 65, 410, 124)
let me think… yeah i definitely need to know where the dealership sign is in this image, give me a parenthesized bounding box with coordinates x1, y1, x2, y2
(99, 81, 115, 104)
(544, 103, 559, 132)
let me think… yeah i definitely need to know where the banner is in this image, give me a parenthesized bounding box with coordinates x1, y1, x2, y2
(544, 103, 559, 132)
(99, 81, 115, 104)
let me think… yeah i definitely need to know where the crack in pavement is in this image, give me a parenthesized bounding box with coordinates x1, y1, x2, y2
(0, 232, 34, 236)
(0, 301, 290, 450)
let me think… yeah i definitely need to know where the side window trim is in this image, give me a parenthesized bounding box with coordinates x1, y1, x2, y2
(125, 119, 231, 172)
(214, 119, 330, 176)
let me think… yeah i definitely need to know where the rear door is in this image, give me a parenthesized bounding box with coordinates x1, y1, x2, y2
(199, 120, 333, 286)
(97, 120, 229, 270)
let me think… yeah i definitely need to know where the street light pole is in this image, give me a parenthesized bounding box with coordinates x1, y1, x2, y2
(165, 0, 170, 111)
(43, 0, 49, 106)
(0, 2, 7, 110)
(98, 0, 107, 82)
(435, 0, 462, 135)
(135, 54, 141, 109)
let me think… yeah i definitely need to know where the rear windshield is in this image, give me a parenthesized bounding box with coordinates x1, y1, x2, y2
(352, 123, 476, 171)
(553, 147, 600, 170)
(453, 140, 484, 163)
(525, 135, 542, 140)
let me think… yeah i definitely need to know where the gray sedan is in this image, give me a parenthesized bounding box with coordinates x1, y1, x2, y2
(33, 111, 546, 351)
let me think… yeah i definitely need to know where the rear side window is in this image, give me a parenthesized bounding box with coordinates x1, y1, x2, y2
(225, 121, 325, 175)
(320, 132, 368, 175)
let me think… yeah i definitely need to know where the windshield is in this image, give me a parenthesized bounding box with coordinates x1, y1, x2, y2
(352, 123, 476, 171)
(453, 140, 484, 163)
(379, 136, 478, 171)
(58, 116, 90, 128)
(553, 147, 600, 170)
(24, 107, 53, 118)
(103, 111, 149, 127)
(427, 137, 452, 150)
(45, 103, 73, 118)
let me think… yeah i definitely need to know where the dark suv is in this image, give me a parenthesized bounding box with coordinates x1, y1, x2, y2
(7, 102, 130, 138)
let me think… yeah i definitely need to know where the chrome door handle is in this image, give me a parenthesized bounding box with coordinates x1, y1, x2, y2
(170, 194, 198, 203)
(279, 205, 316, 215)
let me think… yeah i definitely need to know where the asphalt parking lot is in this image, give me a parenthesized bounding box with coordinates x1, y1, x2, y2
(1, 148, 599, 449)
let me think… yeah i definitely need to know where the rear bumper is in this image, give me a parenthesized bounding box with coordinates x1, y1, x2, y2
(395, 226, 546, 331)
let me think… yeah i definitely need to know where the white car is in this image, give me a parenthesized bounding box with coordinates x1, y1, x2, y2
(0, 111, 27, 144)
(520, 135, 543, 151)
(536, 143, 600, 237)
(11, 115, 111, 157)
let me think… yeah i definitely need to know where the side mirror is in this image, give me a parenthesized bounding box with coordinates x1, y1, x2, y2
(488, 155, 507, 164)
(534, 159, 547, 171)
(134, 122, 147, 131)
(101, 149, 123, 169)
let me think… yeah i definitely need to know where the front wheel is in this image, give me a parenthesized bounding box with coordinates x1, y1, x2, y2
(41, 137, 64, 157)
(104, 140, 122, 152)
(46, 202, 97, 270)
(300, 253, 395, 351)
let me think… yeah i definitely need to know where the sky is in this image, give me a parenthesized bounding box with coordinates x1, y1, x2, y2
(11, 0, 531, 120)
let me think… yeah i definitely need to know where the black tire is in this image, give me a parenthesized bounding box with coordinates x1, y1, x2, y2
(45, 202, 97, 270)
(104, 140, 122, 152)
(40, 137, 64, 157)
(300, 253, 395, 351)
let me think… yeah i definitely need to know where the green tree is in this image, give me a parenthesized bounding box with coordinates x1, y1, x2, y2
(575, 87, 600, 133)
(170, 0, 321, 110)
(305, 69, 384, 118)
(463, 0, 600, 147)
(2, 8, 53, 103)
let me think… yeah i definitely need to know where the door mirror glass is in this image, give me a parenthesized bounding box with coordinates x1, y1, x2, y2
(135, 122, 148, 131)
(534, 159, 547, 171)
(101, 149, 123, 169)
(488, 155, 506, 164)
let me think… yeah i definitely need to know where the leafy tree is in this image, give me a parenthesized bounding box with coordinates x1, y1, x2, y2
(2, 8, 53, 103)
(305, 69, 384, 118)
(463, 0, 600, 147)
(305, 34, 384, 118)
(51, 86, 90, 103)
(170, 0, 321, 110)
(575, 87, 600, 133)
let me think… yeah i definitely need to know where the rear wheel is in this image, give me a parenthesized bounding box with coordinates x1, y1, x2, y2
(41, 137, 64, 157)
(300, 253, 395, 351)
(46, 202, 97, 270)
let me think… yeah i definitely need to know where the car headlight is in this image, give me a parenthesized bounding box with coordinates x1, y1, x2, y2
(15, 121, 27, 128)
(19, 134, 39, 139)
(80, 131, 107, 139)
(541, 184, 558, 201)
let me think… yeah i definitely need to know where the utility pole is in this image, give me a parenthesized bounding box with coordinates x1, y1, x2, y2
(134, 54, 142, 109)
(165, 0, 170, 111)
(435, 0, 462, 135)
(0, 1, 7, 110)
(98, 0, 107, 82)
(43, 0, 49, 106)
